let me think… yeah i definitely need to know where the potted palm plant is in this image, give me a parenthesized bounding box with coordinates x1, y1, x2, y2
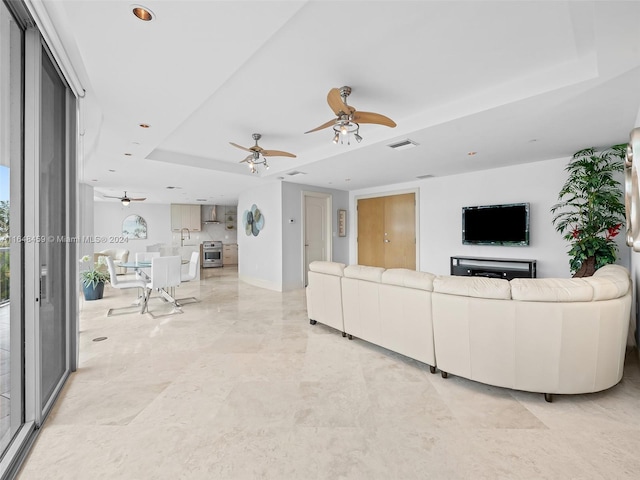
(80, 255, 110, 300)
(551, 144, 626, 277)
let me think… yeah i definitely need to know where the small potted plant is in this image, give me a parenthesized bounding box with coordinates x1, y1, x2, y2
(551, 144, 626, 277)
(79, 255, 110, 300)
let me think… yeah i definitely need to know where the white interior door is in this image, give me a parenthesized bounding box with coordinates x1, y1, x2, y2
(303, 192, 331, 285)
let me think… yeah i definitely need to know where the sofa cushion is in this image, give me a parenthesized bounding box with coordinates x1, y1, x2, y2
(510, 278, 593, 302)
(585, 264, 630, 300)
(344, 265, 385, 283)
(433, 275, 511, 300)
(309, 261, 346, 276)
(381, 269, 435, 291)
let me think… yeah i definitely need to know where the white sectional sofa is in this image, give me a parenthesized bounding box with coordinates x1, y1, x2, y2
(305, 261, 632, 401)
(342, 265, 437, 371)
(305, 261, 347, 336)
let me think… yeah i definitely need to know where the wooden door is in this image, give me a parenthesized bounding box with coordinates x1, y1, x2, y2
(357, 193, 415, 269)
(357, 196, 385, 267)
(384, 193, 416, 269)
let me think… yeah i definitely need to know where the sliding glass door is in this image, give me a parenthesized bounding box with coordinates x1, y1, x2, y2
(1, 1, 78, 476)
(38, 47, 71, 412)
(0, 0, 24, 463)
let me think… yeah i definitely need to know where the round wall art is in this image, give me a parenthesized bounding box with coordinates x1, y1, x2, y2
(243, 204, 265, 236)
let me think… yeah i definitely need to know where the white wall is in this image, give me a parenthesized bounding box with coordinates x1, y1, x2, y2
(238, 182, 283, 290)
(350, 156, 630, 279)
(422, 158, 574, 278)
(281, 182, 349, 291)
(77, 183, 94, 263)
(237, 181, 349, 291)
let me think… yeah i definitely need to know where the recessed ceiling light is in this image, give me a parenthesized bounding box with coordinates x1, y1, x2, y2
(91, 179, 98, 182)
(139, 123, 150, 128)
(124, 153, 132, 156)
(108, 169, 116, 172)
(132, 5, 154, 21)
(467, 151, 477, 156)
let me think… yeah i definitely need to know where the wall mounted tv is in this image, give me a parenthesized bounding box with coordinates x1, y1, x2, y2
(462, 203, 530, 246)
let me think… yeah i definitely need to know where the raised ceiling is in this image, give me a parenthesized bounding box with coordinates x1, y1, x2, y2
(38, 0, 640, 205)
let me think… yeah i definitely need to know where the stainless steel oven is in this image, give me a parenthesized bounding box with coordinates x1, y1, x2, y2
(201, 241, 223, 268)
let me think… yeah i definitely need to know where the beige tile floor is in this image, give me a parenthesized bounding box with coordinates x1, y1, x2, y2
(15, 267, 640, 479)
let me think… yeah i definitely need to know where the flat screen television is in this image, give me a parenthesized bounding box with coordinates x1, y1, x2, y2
(462, 203, 530, 246)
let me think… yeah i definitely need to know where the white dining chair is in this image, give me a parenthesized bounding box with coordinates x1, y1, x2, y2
(181, 251, 199, 282)
(175, 251, 200, 305)
(135, 251, 160, 280)
(105, 256, 149, 316)
(141, 255, 183, 317)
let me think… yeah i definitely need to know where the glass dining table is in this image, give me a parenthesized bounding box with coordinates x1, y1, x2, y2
(119, 258, 189, 310)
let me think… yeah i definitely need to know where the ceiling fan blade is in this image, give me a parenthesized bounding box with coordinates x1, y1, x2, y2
(352, 111, 397, 128)
(304, 118, 336, 134)
(261, 149, 296, 158)
(102, 195, 121, 199)
(130, 197, 146, 201)
(327, 88, 356, 115)
(230, 142, 253, 153)
(327, 88, 354, 115)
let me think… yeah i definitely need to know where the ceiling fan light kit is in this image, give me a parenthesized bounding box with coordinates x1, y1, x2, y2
(305, 85, 396, 145)
(230, 133, 296, 174)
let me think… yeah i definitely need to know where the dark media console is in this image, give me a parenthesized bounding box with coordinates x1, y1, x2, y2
(450, 256, 537, 280)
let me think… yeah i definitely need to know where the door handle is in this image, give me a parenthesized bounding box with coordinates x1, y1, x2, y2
(384, 239, 390, 243)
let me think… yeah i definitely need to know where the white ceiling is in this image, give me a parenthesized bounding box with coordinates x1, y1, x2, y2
(40, 0, 640, 205)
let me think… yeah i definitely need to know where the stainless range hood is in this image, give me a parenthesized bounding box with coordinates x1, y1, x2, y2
(202, 205, 220, 224)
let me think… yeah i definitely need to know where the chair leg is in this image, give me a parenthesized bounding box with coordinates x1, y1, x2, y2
(131, 287, 144, 306)
(140, 288, 151, 314)
(107, 288, 148, 317)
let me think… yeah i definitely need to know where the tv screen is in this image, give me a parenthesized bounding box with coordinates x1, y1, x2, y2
(462, 203, 530, 246)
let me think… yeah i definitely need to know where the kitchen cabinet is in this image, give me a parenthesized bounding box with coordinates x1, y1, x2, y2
(171, 204, 202, 231)
(223, 243, 238, 265)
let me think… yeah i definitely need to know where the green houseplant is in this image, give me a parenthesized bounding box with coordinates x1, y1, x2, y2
(80, 255, 110, 300)
(551, 144, 626, 277)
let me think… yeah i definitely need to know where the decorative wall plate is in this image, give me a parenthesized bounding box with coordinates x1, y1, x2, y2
(122, 214, 147, 239)
(243, 204, 265, 236)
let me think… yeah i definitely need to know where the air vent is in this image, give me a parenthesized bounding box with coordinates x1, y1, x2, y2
(286, 171, 307, 176)
(416, 174, 434, 179)
(388, 139, 418, 150)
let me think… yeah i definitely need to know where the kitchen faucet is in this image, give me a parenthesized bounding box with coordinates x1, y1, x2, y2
(180, 228, 191, 246)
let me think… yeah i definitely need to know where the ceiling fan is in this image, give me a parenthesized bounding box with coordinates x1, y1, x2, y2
(230, 133, 296, 174)
(305, 86, 397, 144)
(103, 191, 146, 206)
